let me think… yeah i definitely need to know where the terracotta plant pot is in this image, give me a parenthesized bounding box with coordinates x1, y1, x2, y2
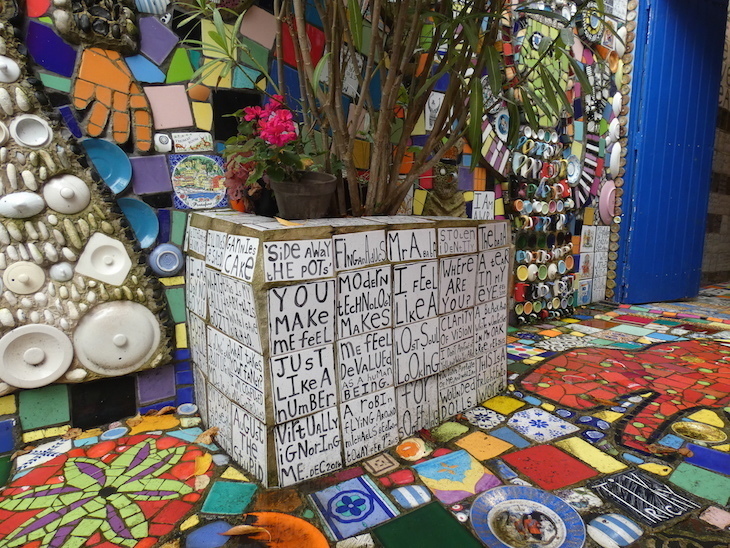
(269, 171, 337, 220)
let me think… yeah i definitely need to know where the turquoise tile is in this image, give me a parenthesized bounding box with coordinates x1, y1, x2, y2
(201, 481, 257, 514)
(126, 54, 166, 83)
(489, 426, 531, 448)
(165, 287, 186, 323)
(610, 324, 654, 336)
(18, 385, 69, 430)
(170, 210, 187, 247)
(669, 463, 730, 505)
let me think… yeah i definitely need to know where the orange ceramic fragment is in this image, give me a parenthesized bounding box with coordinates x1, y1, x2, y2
(187, 83, 211, 101)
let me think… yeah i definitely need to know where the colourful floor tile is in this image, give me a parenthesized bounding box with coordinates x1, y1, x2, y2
(462, 406, 506, 429)
(482, 395, 525, 414)
(200, 481, 257, 514)
(413, 450, 501, 504)
(507, 408, 579, 442)
(554, 437, 627, 473)
(502, 445, 599, 490)
(669, 463, 730, 505)
(455, 431, 513, 460)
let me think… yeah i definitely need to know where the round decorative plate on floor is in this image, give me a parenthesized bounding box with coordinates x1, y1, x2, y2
(81, 138, 132, 194)
(470, 485, 586, 548)
(117, 197, 159, 248)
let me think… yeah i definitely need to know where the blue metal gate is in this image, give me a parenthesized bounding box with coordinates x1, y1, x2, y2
(616, 0, 728, 303)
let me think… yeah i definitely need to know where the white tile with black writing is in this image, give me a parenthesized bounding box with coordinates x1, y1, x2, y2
(341, 387, 398, 465)
(333, 230, 388, 271)
(476, 347, 507, 401)
(192, 367, 207, 425)
(595, 225, 610, 253)
(188, 311, 207, 374)
(474, 299, 508, 356)
(471, 191, 495, 220)
(338, 329, 394, 402)
(230, 403, 268, 485)
(274, 407, 342, 487)
(395, 375, 439, 438)
(387, 228, 437, 262)
(478, 221, 509, 251)
(263, 239, 333, 282)
(205, 229, 228, 270)
(437, 226, 477, 256)
(337, 266, 391, 338)
(270, 344, 337, 424)
(439, 309, 475, 370)
(206, 269, 261, 353)
(439, 254, 477, 314)
(268, 280, 335, 356)
(392, 260, 438, 326)
(185, 256, 207, 319)
(186, 225, 207, 256)
(438, 359, 477, 420)
(206, 326, 266, 421)
(393, 317, 440, 385)
(206, 384, 232, 455)
(475, 248, 509, 304)
(221, 234, 258, 281)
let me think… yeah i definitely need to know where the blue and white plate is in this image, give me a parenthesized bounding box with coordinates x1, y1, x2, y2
(82, 139, 132, 194)
(470, 485, 586, 548)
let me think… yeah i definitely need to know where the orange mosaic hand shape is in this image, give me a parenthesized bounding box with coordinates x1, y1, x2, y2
(73, 48, 153, 152)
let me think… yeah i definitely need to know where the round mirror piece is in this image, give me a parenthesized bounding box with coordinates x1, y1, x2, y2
(0, 324, 73, 388)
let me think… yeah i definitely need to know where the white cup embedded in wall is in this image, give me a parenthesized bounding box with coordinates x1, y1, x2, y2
(9, 114, 52, 148)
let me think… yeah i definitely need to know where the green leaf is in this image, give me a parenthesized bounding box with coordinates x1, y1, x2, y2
(312, 52, 331, 93)
(467, 74, 484, 169)
(538, 65, 560, 116)
(206, 30, 228, 53)
(266, 165, 285, 182)
(348, 0, 364, 51)
(484, 46, 502, 96)
(542, 64, 573, 117)
(520, 91, 538, 131)
(516, 8, 568, 25)
(506, 101, 521, 148)
(560, 47, 592, 95)
(560, 27, 575, 47)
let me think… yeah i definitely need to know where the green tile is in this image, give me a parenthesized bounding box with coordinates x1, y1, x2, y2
(170, 210, 188, 247)
(166, 48, 194, 83)
(0, 455, 10, 486)
(18, 384, 70, 430)
(611, 325, 653, 336)
(165, 287, 186, 323)
(587, 338, 614, 346)
(238, 37, 270, 72)
(39, 73, 71, 93)
(669, 463, 730, 505)
(201, 481, 257, 515)
(373, 502, 483, 548)
(507, 361, 532, 375)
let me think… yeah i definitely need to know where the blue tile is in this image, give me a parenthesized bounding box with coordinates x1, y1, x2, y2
(176, 370, 193, 385)
(175, 349, 191, 361)
(648, 332, 679, 341)
(185, 520, 231, 548)
(522, 396, 541, 406)
(59, 105, 83, 137)
(73, 436, 100, 447)
(168, 427, 218, 451)
(126, 54, 166, 82)
(138, 400, 175, 414)
(175, 360, 191, 372)
(488, 458, 518, 479)
(622, 453, 644, 464)
(175, 386, 194, 406)
(26, 21, 77, 77)
(489, 426, 531, 448)
(0, 419, 15, 453)
(686, 444, 730, 475)
(657, 434, 684, 449)
(581, 430, 606, 443)
(157, 209, 171, 243)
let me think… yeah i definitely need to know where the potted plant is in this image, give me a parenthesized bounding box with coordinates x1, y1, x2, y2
(222, 94, 337, 219)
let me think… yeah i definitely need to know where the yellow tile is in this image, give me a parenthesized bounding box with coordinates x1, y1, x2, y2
(22, 425, 71, 443)
(532, 356, 545, 362)
(541, 403, 556, 411)
(494, 197, 505, 216)
(413, 189, 427, 215)
(23, 430, 45, 443)
(638, 463, 673, 476)
(159, 276, 185, 287)
(455, 431, 513, 460)
(555, 437, 626, 474)
(201, 60, 232, 88)
(583, 207, 595, 225)
(353, 139, 371, 170)
(686, 410, 724, 428)
(78, 428, 103, 439)
(463, 191, 474, 202)
(201, 20, 234, 59)
(523, 359, 536, 365)
(192, 102, 213, 131)
(128, 415, 180, 435)
(712, 444, 730, 452)
(221, 467, 250, 481)
(180, 417, 202, 428)
(482, 395, 525, 414)
(592, 410, 622, 423)
(569, 331, 586, 337)
(180, 515, 200, 531)
(637, 337, 653, 344)
(411, 112, 426, 135)
(562, 318, 580, 324)
(0, 395, 16, 415)
(176, 323, 188, 348)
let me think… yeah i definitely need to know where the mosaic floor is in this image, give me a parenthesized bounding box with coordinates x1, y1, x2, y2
(2, 300, 730, 547)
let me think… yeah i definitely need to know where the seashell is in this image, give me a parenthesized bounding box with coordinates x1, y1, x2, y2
(59, 318, 68, 330)
(47, 214, 58, 225)
(0, 147, 6, 162)
(19, 297, 32, 308)
(78, 302, 87, 313)
(136, 288, 146, 302)
(0, 308, 14, 326)
(63, 218, 81, 248)
(87, 290, 96, 303)
(0, 88, 13, 115)
(6, 163, 17, 189)
(66, 301, 78, 319)
(43, 242, 58, 262)
(0, 192, 44, 218)
(6, 221, 22, 241)
(15, 87, 31, 112)
(122, 286, 133, 299)
(16, 309, 26, 322)
(47, 282, 55, 296)
(76, 218, 90, 239)
(27, 242, 42, 264)
(0, 37, 6, 55)
(29, 310, 39, 323)
(70, 285, 80, 301)
(59, 285, 68, 299)
(24, 221, 38, 240)
(87, 213, 97, 230)
(57, 147, 70, 168)
(93, 205, 106, 220)
(6, 246, 17, 261)
(98, 284, 108, 300)
(0, 223, 8, 244)
(64, 368, 87, 381)
(15, 152, 25, 165)
(131, 275, 138, 285)
(21, 170, 37, 190)
(17, 244, 28, 261)
(38, 166, 47, 181)
(101, 221, 114, 234)
(37, 221, 49, 239)
(43, 310, 54, 323)
(49, 262, 72, 281)
(0, 254, 6, 269)
(73, 276, 85, 290)
(28, 151, 38, 166)
(34, 292, 47, 306)
(113, 287, 122, 299)
(87, 280, 96, 287)
(3, 290, 16, 305)
(52, 229, 65, 245)
(61, 247, 76, 261)
(39, 150, 56, 172)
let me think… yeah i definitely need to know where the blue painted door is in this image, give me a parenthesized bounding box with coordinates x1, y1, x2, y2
(616, 0, 728, 303)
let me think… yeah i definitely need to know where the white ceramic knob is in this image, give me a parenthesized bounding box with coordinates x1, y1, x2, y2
(0, 325, 73, 388)
(75, 233, 132, 286)
(3, 262, 45, 294)
(43, 174, 91, 214)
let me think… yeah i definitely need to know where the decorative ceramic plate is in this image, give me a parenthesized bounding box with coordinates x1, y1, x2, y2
(566, 155, 581, 186)
(117, 197, 159, 248)
(495, 109, 510, 142)
(671, 421, 728, 443)
(471, 485, 586, 548)
(82, 138, 132, 194)
(609, 142, 622, 176)
(599, 180, 616, 225)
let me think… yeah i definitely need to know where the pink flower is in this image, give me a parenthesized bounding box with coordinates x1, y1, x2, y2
(242, 105, 264, 122)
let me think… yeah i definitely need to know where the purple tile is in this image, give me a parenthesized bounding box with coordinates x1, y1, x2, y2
(139, 16, 179, 65)
(137, 364, 176, 404)
(131, 155, 173, 194)
(26, 21, 77, 77)
(59, 105, 83, 138)
(458, 166, 474, 191)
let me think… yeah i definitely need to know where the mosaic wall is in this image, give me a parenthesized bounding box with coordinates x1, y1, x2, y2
(185, 213, 510, 486)
(703, 13, 730, 284)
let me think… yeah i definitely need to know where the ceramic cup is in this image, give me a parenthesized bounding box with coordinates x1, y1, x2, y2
(538, 264, 548, 281)
(547, 262, 558, 280)
(527, 264, 539, 282)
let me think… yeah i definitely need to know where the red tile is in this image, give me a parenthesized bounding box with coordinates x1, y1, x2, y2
(502, 445, 598, 490)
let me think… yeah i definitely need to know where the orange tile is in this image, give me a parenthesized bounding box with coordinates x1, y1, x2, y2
(188, 83, 211, 101)
(455, 431, 513, 460)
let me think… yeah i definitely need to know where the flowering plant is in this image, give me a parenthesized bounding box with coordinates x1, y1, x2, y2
(222, 95, 314, 206)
